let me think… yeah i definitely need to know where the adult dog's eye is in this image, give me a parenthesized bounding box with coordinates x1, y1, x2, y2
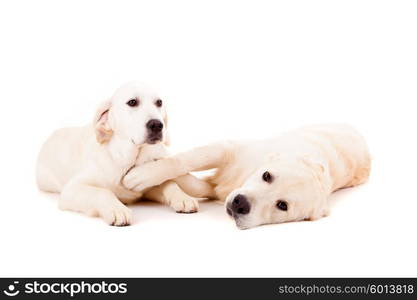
(276, 200, 288, 211)
(155, 99, 163, 107)
(262, 171, 273, 183)
(126, 99, 139, 107)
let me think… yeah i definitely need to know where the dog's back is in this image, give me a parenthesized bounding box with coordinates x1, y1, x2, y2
(36, 125, 93, 192)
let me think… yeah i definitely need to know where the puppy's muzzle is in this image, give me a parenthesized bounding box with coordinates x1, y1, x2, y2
(146, 119, 163, 144)
(227, 194, 251, 217)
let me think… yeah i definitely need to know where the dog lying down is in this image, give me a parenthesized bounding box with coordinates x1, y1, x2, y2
(123, 124, 371, 229)
(36, 82, 213, 226)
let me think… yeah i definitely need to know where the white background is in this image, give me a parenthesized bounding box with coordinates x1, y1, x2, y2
(0, 0, 416, 277)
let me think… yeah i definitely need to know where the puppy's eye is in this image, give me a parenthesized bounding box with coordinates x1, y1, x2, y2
(262, 171, 273, 183)
(155, 99, 163, 107)
(276, 200, 288, 211)
(126, 99, 139, 107)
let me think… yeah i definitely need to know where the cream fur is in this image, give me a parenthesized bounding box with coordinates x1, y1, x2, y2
(36, 82, 213, 226)
(123, 124, 371, 229)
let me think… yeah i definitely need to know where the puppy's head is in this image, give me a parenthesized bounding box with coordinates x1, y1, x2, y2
(225, 154, 331, 229)
(94, 82, 169, 146)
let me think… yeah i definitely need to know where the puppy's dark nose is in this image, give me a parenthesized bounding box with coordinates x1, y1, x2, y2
(230, 194, 250, 215)
(146, 119, 163, 133)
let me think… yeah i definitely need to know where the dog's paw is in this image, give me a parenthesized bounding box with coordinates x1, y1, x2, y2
(169, 196, 199, 213)
(122, 165, 162, 192)
(100, 203, 132, 226)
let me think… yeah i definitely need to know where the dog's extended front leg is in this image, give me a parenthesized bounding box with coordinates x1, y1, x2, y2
(60, 180, 132, 226)
(173, 174, 216, 199)
(144, 180, 199, 213)
(123, 141, 234, 193)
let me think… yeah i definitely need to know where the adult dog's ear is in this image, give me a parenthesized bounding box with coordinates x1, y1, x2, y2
(300, 154, 332, 206)
(305, 203, 331, 221)
(300, 155, 331, 222)
(94, 100, 113, 144)
(267, 152, 281, 162)
(300, 155, 326, 175)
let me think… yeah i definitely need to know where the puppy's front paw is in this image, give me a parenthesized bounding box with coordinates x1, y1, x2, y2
(169, 196, 199, 213)
(100, 203, 132, 226)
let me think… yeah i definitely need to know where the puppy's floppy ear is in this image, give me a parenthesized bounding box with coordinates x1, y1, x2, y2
(94, 100, 113, 144)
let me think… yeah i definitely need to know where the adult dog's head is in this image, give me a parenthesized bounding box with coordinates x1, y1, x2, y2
(225, 154, 332, 229)
(94, 82, 169, 146)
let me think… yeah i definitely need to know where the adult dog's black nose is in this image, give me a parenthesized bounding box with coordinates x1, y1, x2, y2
(146, 119, 163, 133)
(229, 194, 251, 215)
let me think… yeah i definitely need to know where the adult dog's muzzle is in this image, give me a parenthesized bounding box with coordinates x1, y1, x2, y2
(226, 194, 251, 217)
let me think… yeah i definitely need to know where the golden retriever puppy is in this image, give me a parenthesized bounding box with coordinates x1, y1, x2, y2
(36, 82, 212, 226)
(123, 124, 371, 229)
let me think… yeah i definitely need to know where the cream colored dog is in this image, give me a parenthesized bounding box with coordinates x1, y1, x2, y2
(36, 82, 212, 226)
(123, 124, 371, 229)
